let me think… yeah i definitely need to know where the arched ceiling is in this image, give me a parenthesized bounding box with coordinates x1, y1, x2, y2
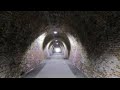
(48, 40, 64, 48)
(1, 11, 120, 60)
(43, 31, 71, 54)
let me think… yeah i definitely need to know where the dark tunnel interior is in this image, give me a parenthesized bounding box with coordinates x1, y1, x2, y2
(0, 11, 120, 78)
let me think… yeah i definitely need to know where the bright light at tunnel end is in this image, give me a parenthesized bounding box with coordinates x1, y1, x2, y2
(54, 47, 61, 53)
(53, 31, 58, 34)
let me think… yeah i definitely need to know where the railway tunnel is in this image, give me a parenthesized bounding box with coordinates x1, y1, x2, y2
(0, 11, 120, 78)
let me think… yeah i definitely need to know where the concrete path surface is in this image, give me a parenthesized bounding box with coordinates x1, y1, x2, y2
(24, 53, 86, 78)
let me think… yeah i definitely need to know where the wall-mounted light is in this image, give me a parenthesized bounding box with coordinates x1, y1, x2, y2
(55, 40, 58, 42)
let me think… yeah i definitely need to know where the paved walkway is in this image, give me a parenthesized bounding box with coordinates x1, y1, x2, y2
(24, 53, 86, 78)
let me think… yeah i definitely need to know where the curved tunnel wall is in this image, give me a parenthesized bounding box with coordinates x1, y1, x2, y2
(1, 11, 120, 78)
(21, 33, 46, 74)
(61, 41, 69, 59)
(0, 11, 48, 77)
(66, 12, 120, 77)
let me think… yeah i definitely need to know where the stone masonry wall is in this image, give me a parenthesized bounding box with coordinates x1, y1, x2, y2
(68, 33, 120, 78)
(20, 33, 46, 76)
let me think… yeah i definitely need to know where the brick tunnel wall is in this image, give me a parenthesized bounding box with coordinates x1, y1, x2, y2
(44, 40, 52, 59)
(68, 12, 120, 78)
(68, 34, 92, 77)
(68, 33, 120, 78)
(0, 11, 47, 78)
(20, 33, 46, 76)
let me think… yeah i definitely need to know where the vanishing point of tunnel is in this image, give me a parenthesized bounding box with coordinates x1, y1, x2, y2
(0, 11, 120, 78)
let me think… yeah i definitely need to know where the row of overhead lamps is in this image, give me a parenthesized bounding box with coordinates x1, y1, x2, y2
(53, 31, 59, 45)
(53, 31, 62, 53)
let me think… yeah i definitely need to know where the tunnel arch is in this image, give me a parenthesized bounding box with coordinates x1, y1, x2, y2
(42, 30, 71, 56)
(1, 11, 120, 78)
(48, 39, 69, 58)
(43, 38, 69, 59)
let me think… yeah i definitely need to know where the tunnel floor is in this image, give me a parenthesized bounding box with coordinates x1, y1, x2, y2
(23, 53, 86, 78)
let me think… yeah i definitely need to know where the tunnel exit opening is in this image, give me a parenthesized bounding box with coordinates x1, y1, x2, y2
(53, 47, 62, 53)
(42, 28, 71, 59)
